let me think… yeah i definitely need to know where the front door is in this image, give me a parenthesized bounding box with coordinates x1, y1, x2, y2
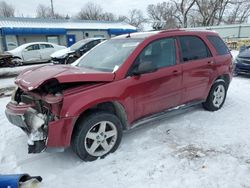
(22, 44, 41, 63)
(67, 35, 76, 47)
(125, 38, 182, 121)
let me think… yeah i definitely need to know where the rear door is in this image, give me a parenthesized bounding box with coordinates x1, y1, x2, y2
(178, 35, 214, 103)
(22, 44, 41, 63)
(39, 43, 54, 61)
(126, 37, 183, 120)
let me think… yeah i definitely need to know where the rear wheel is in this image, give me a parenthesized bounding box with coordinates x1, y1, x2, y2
(202, 81, 227, 111)
(72, 111, 122, 161)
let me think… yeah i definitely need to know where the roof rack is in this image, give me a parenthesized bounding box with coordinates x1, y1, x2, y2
(159, 28, 182, 33)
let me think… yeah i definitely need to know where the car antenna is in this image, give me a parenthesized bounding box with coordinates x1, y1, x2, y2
(126, 32, 131, 38)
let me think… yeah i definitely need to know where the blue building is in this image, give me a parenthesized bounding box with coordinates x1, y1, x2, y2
(0, 17, 137, 52)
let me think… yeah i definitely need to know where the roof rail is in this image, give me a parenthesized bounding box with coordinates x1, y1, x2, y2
(160, 28, 182, 33)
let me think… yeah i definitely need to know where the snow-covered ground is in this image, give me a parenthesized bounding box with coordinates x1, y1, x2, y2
(0, 63, 50, 77)
(231, 50, 239, 60)
(0, 77, 15, 89)
(0, 76, 250, 188)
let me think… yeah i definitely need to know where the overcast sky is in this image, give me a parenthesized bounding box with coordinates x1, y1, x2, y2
(9, 0, 164, 18)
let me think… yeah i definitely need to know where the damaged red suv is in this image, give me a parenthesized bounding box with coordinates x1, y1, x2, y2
(5, 30, 233, 161)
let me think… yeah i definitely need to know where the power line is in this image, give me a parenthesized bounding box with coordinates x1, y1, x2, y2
(50, 0, 54, 17)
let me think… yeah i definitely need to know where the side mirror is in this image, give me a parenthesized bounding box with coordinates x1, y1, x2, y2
(132, 61, 158, 75)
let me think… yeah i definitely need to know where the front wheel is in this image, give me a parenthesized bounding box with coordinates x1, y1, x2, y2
(12, 58, 23, 66)
(72, 111, 123, 161)
(202, 81, 227, 111)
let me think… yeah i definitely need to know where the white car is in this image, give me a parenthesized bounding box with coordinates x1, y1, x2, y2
(6, 42, 66, 64)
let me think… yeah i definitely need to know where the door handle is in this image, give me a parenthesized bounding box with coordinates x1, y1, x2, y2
(208, 61, 214, 65)
(172, 70, 179, 75)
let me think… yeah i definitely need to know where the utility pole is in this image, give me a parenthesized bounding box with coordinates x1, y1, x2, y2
(50, 0, 54, 17)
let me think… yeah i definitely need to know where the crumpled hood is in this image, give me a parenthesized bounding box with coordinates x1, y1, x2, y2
(50, 48, 72, 58)
(238, 49, 250, 58)
(15, 65, 115, 91)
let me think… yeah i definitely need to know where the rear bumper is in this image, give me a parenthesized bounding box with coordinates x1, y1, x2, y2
(5, 101, 77, 153)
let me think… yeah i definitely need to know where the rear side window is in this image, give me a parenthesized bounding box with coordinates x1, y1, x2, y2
(207, 35, 229, 55)
(178, 36, 211, 62)
(40, 44, 54, 49)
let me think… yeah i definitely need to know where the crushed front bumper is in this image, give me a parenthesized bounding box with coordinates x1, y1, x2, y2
(5, 102, 47, 153)
(5, 101, 77, 153)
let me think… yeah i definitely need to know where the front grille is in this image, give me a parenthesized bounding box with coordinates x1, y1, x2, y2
(242, 60, 250, 65)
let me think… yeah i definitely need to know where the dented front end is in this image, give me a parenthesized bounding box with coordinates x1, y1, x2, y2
(5, 65, 115, 154)
(5, 79, 65, 153)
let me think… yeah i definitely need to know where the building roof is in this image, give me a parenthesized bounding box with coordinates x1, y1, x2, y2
(0, 17, 136, 30)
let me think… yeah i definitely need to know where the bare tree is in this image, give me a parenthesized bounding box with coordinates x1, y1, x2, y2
(100, 12, 116, 21)
(77, 2, 116, 21)
(172, 0, 196, 27)
(120, 9, 147, 31)
(215, 0, 231, 25)
(194, 0, 231, 26)
(147, 2, 178, 29)
(224, 0, 250, 24)
(36, 4, 64, 19)
(36, 4, 49, 18)
(0, 1, 15, 17)
(77, 2, 103, 20)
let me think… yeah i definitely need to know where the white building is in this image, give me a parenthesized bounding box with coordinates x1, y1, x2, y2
(196, 24, 250, 39)
(0, 17, 137, 52)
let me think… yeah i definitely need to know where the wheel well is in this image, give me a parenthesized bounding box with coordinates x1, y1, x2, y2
(12, 56, 22, 60)
(73, 101, 129, 134)
(215, 74, 230, 89)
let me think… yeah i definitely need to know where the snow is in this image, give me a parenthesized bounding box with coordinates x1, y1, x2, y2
(0, 77, 15, 89)
(0, 63, 50, 77)
(0, 76, 250, 187)
(0, 17, 137, 30)
(231, 50, 239, 60)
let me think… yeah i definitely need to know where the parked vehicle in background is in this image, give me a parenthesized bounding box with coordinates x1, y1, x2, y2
(4, 42, 66, 65)
(50, 38, 105, 64)
(5, 29, 233, 161)
(234, 45, 250, 75)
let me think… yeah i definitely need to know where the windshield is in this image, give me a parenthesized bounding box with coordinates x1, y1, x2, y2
(77, 38, 142, 72)
(70, 40, 89, 51)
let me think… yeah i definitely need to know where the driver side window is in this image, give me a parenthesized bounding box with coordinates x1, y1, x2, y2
(25, 44, 40, 51)
(134, 38, 176, 70)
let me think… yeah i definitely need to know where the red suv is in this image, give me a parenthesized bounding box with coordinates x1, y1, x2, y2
(5, 30, 233, 161)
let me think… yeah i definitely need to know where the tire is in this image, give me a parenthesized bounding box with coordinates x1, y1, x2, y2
(202, 80, 227, 111)
(71, 111, 123, 161)
(12, 58, 23, 66)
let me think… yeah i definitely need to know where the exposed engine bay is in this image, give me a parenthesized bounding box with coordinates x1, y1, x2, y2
(6, 79, 69, 153)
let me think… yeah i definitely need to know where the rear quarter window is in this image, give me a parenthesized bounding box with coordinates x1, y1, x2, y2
(207, 35, 230, 55)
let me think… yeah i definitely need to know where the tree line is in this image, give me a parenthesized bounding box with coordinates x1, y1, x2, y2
(0, 0, 250, 31)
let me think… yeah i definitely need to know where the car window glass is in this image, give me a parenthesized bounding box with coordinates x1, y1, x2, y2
(179, 36, 211, 62)
(86, 41, 95, 49)
(25, 44, 40, 51)
(46, 44, 53, 48)
(207, 35, 229, 55)
(134, 38, 176, 69)
(40, 44, 54, 49)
